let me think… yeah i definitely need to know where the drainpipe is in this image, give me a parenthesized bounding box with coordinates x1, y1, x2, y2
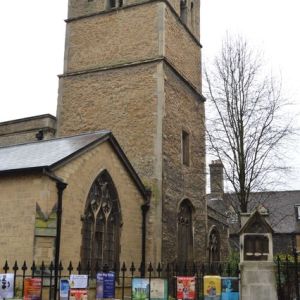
(43, 169, 68, 300)
(141, 189, 151, 277)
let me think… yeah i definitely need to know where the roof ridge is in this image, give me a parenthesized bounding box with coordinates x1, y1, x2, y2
(0, 130, 111, 149)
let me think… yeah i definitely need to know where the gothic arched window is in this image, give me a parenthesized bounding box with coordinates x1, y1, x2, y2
(177, 199, 193, 263)
(81, 171, 121, 270)
(208, 228, 220, 263)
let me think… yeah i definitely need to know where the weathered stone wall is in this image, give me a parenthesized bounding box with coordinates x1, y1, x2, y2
(0, 115, 56, 147)
(240, 262, 278, 300)
(162, 64, 206, 262)
(57, 63, 159, 180)
(64, 3, 160, 73)
(57, 0, 205, 265)
(67, 0, 200, 39)
(57, 61, 163, 264)
(165, 6, 201, 90)
(0, 173, 57, 264)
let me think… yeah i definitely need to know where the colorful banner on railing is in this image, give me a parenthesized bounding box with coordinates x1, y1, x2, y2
(0, 273, 14, 299)
(96, 272, 115, 300)
(24, 278, 42, 300)
(177, 276, 196, 300)
(203, 276, 221, 300)
(221, 277, 239, 300)
(132, 278, 150, 300)
(131, 278, 168, 300)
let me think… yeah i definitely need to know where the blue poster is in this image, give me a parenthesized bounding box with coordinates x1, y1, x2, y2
(221, 277, 239, 300)
(60, 279, 70, 300)
(96, 272, 115, 299)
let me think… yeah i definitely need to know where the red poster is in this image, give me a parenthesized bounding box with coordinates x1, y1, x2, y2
(24, 278, 42, 300)
(70, 289, 88, 300)
(177, 276, 196, 300)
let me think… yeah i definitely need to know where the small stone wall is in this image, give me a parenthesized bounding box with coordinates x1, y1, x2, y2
(240, 261, 278, 300)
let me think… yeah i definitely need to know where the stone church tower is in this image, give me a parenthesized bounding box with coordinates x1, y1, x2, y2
(56, 0, 206, 264)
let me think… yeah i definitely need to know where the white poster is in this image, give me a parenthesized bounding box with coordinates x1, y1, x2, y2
(0, 274, 14, 299)
(69, 275, 88, 289)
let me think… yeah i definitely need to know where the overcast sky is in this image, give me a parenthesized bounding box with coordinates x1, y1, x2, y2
(0, 0, 299, 189)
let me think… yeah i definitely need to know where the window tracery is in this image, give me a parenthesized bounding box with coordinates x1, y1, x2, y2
(81, 171, 121, 270)
(177, 199, 193, 263)
(208, 228, 220, 262)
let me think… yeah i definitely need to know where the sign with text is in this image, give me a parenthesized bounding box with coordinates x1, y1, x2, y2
(69, 275, 88, 289)
(96, 272, 115, 299)
(177, 276, 196, 300)
(0, 273, 14, 299)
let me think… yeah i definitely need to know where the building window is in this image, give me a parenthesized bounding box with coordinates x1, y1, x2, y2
(296, 235, 300, 253)
(177, 199, 193, 264)
(81, 170, 121, 271)
(295, 205, 300, 220)
(180, 0, 188, 24)
(244, 235, 269, 261)
(107, 0, 123, 9)
(190, 2, 194, 30)
(182, 130, 190, 166)
(208, 228, 220, 263)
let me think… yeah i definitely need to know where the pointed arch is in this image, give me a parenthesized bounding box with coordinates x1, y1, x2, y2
(177, 199, 194, 263)
(208, 226, 220, 263)
(81, 170, 121, 270)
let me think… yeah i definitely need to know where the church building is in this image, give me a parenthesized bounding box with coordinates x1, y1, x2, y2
(0, 0, 211, 268)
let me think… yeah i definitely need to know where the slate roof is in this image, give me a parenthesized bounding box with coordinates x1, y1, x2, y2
(0, 130, 148, 199)
(223, 191, 300, 234)
(0, 130, 110, 172)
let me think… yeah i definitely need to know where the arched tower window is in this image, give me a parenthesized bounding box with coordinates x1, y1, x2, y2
(81, 170, 121, 270)
(177, 199, 193, 263)
(208, 228, 220, 263)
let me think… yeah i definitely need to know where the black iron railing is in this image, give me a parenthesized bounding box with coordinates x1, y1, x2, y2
(276, 250, 300, 300)
(0, 260, 239, 300)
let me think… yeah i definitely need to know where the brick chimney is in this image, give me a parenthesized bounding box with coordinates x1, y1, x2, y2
(209, 160, 224, 196)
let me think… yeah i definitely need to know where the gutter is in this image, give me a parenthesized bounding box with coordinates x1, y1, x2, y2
(140, 189, 151, 277)
(43, 168, 68, 300)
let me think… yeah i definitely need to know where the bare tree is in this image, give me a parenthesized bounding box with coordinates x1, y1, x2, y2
(205, 36, 292, 213)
